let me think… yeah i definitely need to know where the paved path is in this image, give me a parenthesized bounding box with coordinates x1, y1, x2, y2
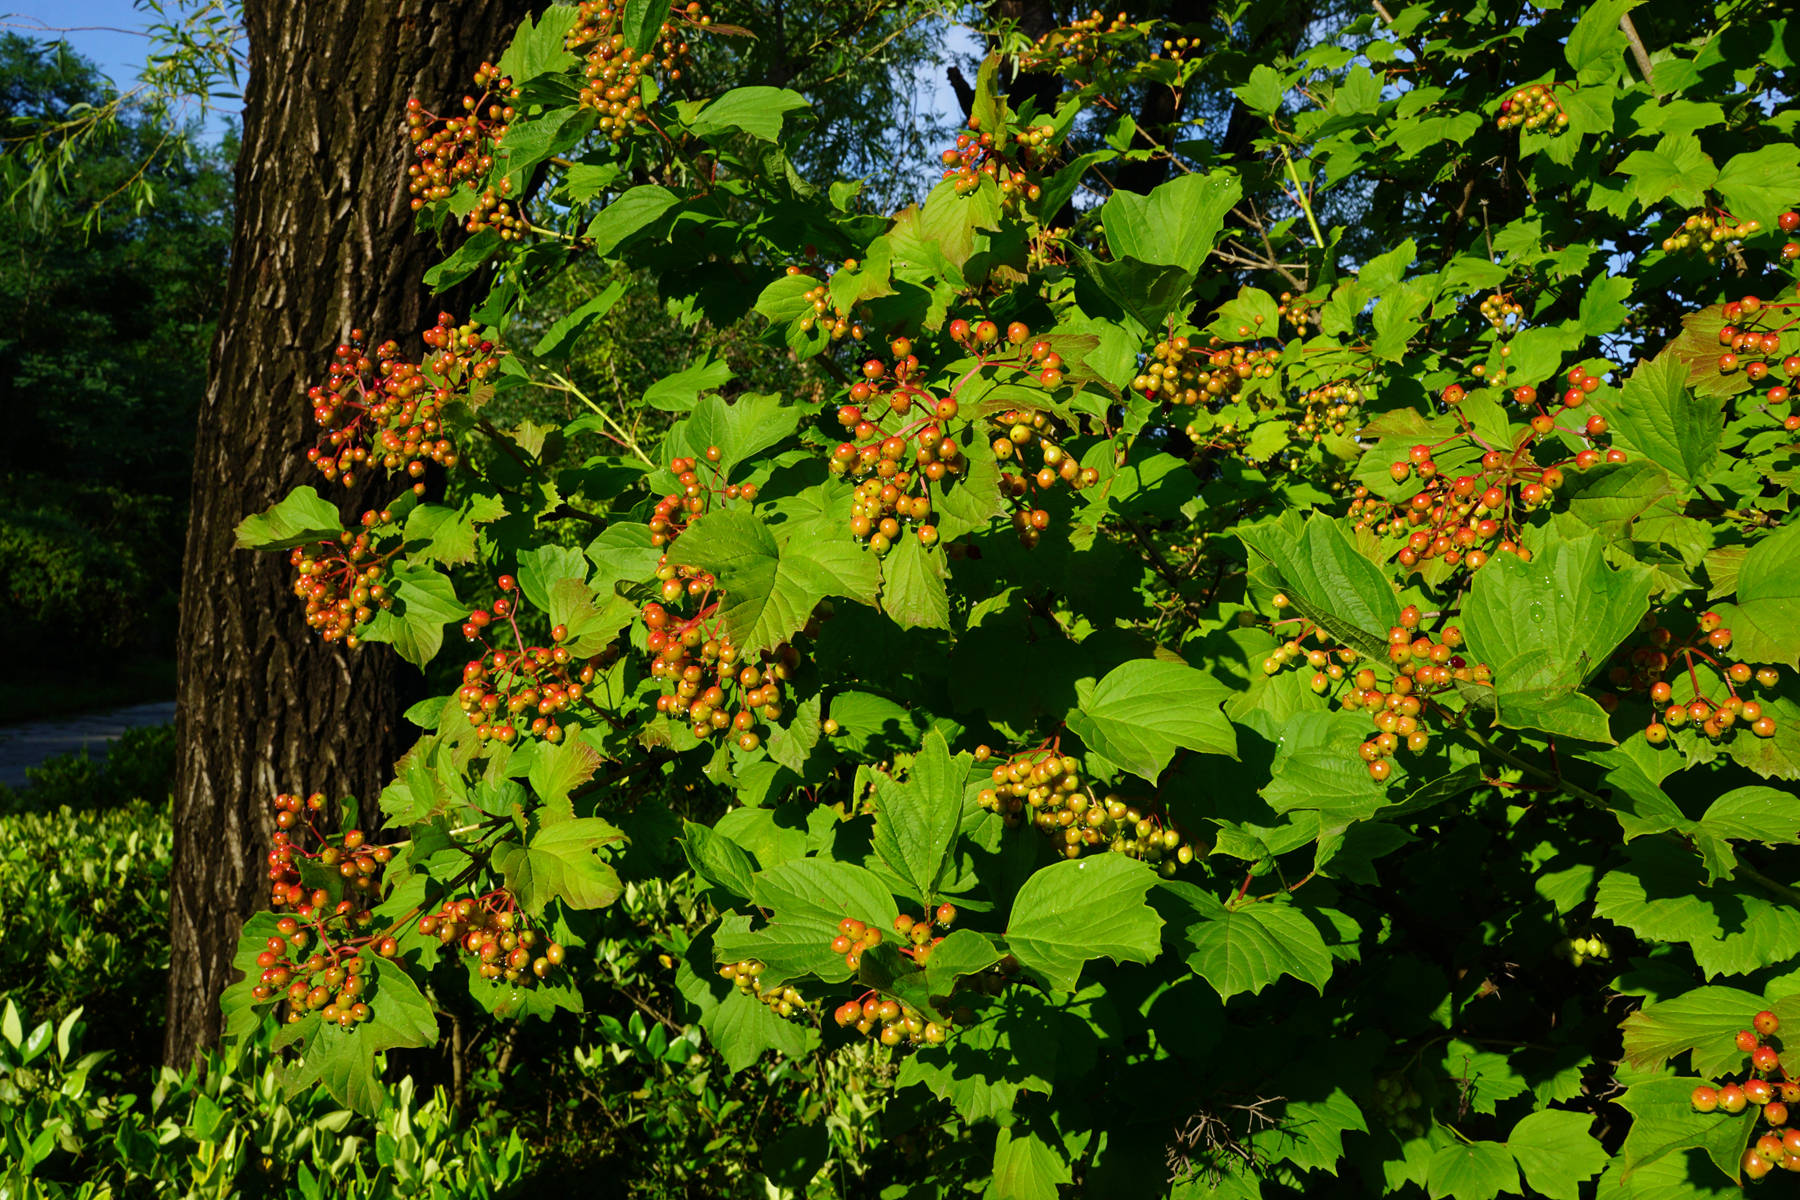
(0, 700, 177, 788)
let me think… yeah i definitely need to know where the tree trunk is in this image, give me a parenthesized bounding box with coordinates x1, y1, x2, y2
(166, 0, 534, 1069)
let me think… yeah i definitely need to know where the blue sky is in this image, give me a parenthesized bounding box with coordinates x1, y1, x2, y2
(3, 0, 242, 138)
(5, 1, 183, 90)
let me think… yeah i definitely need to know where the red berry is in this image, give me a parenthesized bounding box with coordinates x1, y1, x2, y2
(1755, 1010, 1781, 1037)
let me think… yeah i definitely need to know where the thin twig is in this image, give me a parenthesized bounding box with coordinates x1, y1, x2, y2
(1618, 15, 1658, 92)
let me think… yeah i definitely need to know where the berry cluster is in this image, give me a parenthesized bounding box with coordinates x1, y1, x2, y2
(1288, 380, 1365, 445)
(994, 407, 1099, 548)
(419, 893, 566, 986)
(1479, 291, 1525, 331)
(1133, 334, 1281, 409)
(1660, 210, 1760, 264)
(1712, 291, 1800, 432)
(566, 1, 707, 137)
(1264, 602, 1494, 783)
(832, 991, 947, 1046)
(648, 449, 756, 548)
(718, 959, 807, 1019)
(305, 314, 497, 490)
(1277, 291, 1317, 335)
(830, 349, 959, 553)
(974, 746, 1199, 872)
(267, 793, 390, 915)
(254, 793, 399, 1028)
(937, 117, 1053, 212)
(1690, 1010, 1798, 1180)
(1344, 623, 1489, 782)
(1495, 83, 1567, 133)
(458, 574, 598, 745)
(826, 909, 962, 1046)
(288, 531, 395, 645)
(1563, 933, 1611, 966)
(643, 590, 806, 748)
(836, 905, 956, 964)
(824, 323, 1086, 550)
(828, 916, 885, 973)
(258, 925, 391, 1029)
(1021, 10, 1136, 75)
(404, 64, 524, 236)
(785, 262, 868, 342)
(1368, 1073, 1428, 1138)
(1611, 611, 1781, 744)
(1352, 366, 1627, 577)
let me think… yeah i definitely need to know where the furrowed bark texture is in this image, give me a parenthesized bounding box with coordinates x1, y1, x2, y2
(166, 0, 534, 1068)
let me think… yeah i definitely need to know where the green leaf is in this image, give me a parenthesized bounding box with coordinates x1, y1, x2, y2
(1689, 786, 1800, 883)
(923, 929, 1003, 1002)
(423, 229, 500, 290)
(987, 1126, 1071, 1200)
(765, 693, 822, 775)
(1618, 134, 1717, 210)
(1262, 711, 1390, 820)
(1065, 658, 1237, 783)
(1617, 1075, 1757, 1185)
(288, 959, 438, 1114)
(1591, 354, 1722, 489)
(659, 392, 801, 481)
(403, 497, 501, 567)
(1710, 521, 1800, 668)
(1168, 885, 1337, 1001)
(1005, 856, 1163, 991)
(715, 860, 898, 985)
(1426, 1141, 1518, 1200)
(497, 4, 579, 82)
(1100, 172, 1242, 277)
(689, 87, 810, 142)
(1564, 0, 1641, 81)
(357, 564, 465, 667)
(1507, 1110, 1608, 1200)
(1239, 513, 1399, 659)
(1597, 840, 1800, 977)
(673, 509, 879, 655)
(587, 522, 663, 592)
(642, 355, 733, 413)
(872, 729, 970, 905)
(620, 0, 664, 55)
(880, 532, 950, 630)
(585, 186, 679, 257)
(1463, 532, 1652, 741)
(699, 988, 818, 1072)
(526, 734, 602, 820)
(534, 280, 626, 357)
(234, 486, 341, 550)
(1235, 63, 1287, 114)
(1620, 985, 1777, 1077)
(680, 820, 757, 899)
(516, 543, 589, 614)
(501, 817, 624, 914)
(896, 988, 1091, 1122)
(1714, 145, 1800, 227)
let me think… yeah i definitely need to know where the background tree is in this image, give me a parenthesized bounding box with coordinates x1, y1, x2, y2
(0, 35, 234, 721)
(165, 0, 539, 1067)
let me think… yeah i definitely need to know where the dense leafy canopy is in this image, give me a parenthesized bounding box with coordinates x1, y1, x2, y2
(228, 0, 1800, 1195)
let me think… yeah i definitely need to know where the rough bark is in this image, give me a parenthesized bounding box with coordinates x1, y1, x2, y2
(166, 0, 534, 1068)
